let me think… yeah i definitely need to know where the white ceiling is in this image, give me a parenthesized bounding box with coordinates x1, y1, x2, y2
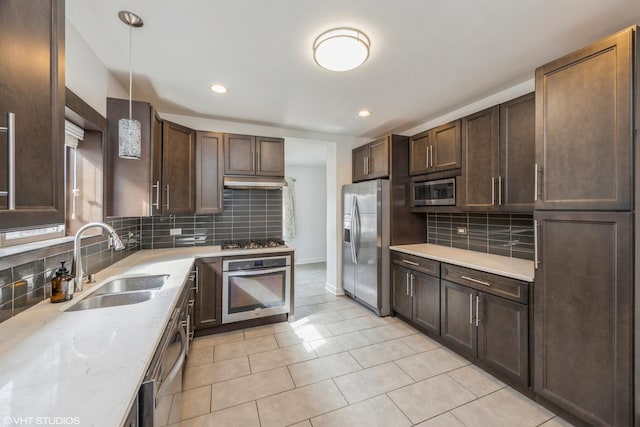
(66, 0, 640, 140)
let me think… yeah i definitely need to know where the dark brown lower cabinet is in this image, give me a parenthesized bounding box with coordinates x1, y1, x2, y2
(391, 264, 440, 335)
(534, 211, 632, 426)
(194, 258, 222, 329)
(441, 279, 528, 385)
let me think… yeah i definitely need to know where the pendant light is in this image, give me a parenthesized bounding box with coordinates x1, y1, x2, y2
(118, 11, 144, 159)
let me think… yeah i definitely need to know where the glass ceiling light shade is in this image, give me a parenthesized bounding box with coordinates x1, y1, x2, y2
(118, 11, 144, 160)
(313, 28, 370, 72)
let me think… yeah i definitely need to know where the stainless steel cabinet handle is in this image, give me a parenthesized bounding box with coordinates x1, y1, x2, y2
(406, 272, 410, 296)
(401, 259, 419, 266)
(0, 113, 16, 210)
(461, 275, 491, 287)
(429, 145, 433, 168)
(363, 157, 367, 175)
(534, 220, 539, 269)
(498, 176, 503, 205)
(491, 177, 495, 205)
(194, 267, 199, 293)
(410, 274, 414, 297)
(534, 163, 541, 201)
(252, 149, 256, 172)
(475, 296, 480, 327)
(152, 180, 160, 209)
(426, 149, 429, 169)
(165, 185, 170, 209)
(469, 293, 473, 324)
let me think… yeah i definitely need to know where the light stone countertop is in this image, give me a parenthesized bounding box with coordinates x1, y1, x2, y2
(389, 243, 534, 282)
(0, 245, 294, 427)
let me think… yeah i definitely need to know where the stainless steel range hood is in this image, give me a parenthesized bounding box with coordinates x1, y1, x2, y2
(223, 176, 287, 190)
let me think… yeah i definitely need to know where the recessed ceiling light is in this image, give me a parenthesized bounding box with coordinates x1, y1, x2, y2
(209, 84, 228, 94)
(357, 110, 372, 118)
(313, 28, 370, 72)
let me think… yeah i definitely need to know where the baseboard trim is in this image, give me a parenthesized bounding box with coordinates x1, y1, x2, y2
(325, 281, 344, 296)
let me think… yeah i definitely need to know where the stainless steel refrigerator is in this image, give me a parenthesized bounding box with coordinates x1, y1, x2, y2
(342, 179, 390, 316)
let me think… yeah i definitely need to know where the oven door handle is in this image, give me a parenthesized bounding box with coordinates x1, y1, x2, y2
(156, 326, 187, 404)
(226, 266, 289, 277)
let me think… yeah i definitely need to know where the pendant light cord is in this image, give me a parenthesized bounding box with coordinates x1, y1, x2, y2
(128, 22, 133, 120)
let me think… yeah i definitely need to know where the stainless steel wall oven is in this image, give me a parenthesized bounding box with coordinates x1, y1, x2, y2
(222, 254, 291, 324)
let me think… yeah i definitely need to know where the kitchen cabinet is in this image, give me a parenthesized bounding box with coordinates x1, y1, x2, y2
(108, 101, 197, 216)
(223, 134, 284, 177)
(533, 211, 632, 426)
(352, 136, 389, 182)
(162, 121, 196, 214)
(409, 120, 461, 176)
(0, 0, 65, 231)
(441, 263, 529, 385)
(195, 131, 223, 214)
(535, 27, 633, 211)
(194, 258, 222, 329)
(107, 99, 163, 216)
(391, 252, 440, 335)
(460, 93, 535, 212)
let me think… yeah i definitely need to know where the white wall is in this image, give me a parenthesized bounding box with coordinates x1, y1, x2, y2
(65, 19, 127, 116)
(284, 166, 326, 264)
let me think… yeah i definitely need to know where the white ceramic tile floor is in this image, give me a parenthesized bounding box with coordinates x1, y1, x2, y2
(181, 262, 573, 426)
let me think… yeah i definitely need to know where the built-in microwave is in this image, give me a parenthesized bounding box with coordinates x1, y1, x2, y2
(411, 177, 456, 206)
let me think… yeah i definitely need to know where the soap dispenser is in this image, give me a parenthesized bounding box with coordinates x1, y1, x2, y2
(50, 261, 74, 303)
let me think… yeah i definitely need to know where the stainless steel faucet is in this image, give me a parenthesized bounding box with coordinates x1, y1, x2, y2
(72, 222, 125, 292)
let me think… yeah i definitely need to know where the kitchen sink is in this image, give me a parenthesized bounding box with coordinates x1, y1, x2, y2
(91, 274, 169, 296)
(65, 290, 155, 312)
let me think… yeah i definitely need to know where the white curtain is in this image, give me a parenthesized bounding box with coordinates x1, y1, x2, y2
(283, 177, 296, 241)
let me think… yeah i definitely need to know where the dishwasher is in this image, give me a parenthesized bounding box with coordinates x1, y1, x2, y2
(139, 305, 188, 426)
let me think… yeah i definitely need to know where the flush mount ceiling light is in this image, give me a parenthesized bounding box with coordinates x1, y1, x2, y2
(313, 27, 370, 72)
(357, 109, 372, 118)
(117, 10, 143, 160)
(210, 84, 228, 94)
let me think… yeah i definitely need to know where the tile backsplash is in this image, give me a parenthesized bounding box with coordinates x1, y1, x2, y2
(427, 212, 534, 260)
(0, 217, 141, 323)
(141, 189, 283, 249)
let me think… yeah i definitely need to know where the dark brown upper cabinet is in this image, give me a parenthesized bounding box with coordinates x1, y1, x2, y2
(224, 134, 284, 177)
(534, 211, 632, 426)
(460, 106, 500, 210)
(107, 99, 163, 217)
(460, 93, 535, 212)
(352, 136, 389, 182)
(409, 120, 461, 176)
(196, 131, 223, 214)
(0, 0, 65, 231)
(108, 100, 196, 216)
(535, 27, 634, 211)
(162, 121, 195, 215)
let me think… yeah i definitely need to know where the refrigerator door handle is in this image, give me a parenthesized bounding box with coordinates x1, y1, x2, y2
(352, 198, 360, 263)
(350, 197, 357, 264)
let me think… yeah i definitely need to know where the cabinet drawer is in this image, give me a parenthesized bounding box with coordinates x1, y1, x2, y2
(441, 263, 528, 304)
(391, 252, 439, 277)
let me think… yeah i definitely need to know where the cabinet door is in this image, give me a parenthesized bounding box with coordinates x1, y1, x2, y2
(162, 121, 195, 214)
(195, 258, 222, 329)
(0, 0, 64, 230)
(224, 134, 255, 175)
(196, 131, 223, 214)
(500, 93, 534, 211)
(440, 280, 476, 355)
(477, 292, 528, 385)
(461, 107, 499, 210)
(412, 271, 440, 335)
(391, 265, 413, 319)
(432, 120, 461, 172)
(352, 145, 369, 182)
(534, 211, 632, 426)
(367, 137, 389, 179)
(150, 108, 163, 215)
(255, 136, 284, 177)
(409, 131, 430, 176)
(535, 28, 633, 210)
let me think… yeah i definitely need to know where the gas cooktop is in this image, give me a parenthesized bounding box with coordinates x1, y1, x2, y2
(222, 239, 287, 250)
